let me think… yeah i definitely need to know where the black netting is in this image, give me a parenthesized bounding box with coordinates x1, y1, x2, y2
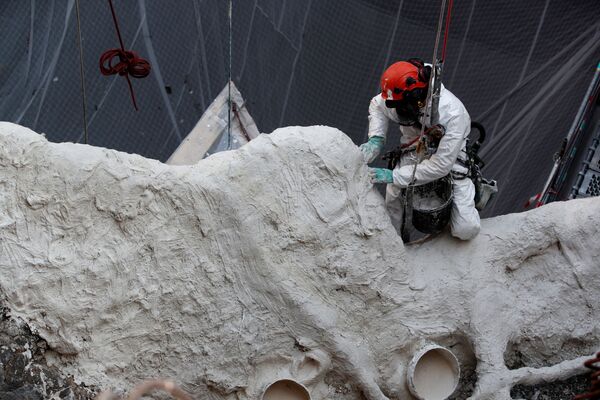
(1, 0, 599, 216)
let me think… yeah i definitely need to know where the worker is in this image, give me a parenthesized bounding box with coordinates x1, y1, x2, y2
(359, 58, 480, 240)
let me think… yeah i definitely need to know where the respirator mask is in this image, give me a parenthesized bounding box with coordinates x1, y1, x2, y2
(385, 88, 426, 126)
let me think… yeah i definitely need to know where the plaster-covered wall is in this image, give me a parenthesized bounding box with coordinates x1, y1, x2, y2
(0, 122, 598, 400)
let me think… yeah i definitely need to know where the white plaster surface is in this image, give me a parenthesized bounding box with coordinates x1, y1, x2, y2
(0, 122, 599, 400)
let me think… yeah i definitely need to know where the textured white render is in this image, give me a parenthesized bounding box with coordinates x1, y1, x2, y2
(0, 122, 598, 400)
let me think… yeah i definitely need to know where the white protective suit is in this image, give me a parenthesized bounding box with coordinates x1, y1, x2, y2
(368, 84, 480, 240)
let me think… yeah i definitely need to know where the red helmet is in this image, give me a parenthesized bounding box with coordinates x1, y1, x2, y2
(380, 59, 429, 102)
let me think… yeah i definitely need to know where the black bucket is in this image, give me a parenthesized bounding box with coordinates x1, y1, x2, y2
(411, 176, 453, 234)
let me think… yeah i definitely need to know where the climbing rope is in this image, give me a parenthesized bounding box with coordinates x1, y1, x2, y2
(401, 0, 454, 242)
(227, 0, 233, 148)
(99, 0, 151, 110)
(441, 0, 454, 63)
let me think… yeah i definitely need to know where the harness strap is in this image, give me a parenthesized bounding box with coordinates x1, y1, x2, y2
(451, 171, 470, 180)
(401, 136, 421, 149)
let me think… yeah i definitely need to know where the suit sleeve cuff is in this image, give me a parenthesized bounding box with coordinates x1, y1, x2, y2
(393, 165, 413, 188)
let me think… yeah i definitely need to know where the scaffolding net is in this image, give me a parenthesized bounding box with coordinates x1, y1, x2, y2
(1, 0, 599, 216)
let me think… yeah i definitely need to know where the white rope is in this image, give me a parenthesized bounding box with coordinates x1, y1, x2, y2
(409, 0, 449, 184)
(75, 0, 89, 144)
(227, 0, 232, 149)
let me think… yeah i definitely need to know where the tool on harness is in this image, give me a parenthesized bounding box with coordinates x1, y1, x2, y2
(381, 124, 446, 170)
(452, 122, 498, 211)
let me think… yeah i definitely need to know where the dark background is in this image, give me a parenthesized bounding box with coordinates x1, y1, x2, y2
(1, 0, 599, 216)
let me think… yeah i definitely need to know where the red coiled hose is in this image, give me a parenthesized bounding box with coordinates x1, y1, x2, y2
(99, 0, 151, 110)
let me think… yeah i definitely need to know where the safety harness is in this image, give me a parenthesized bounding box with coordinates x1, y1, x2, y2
(456, 122, 498, 211)
(383, 121, 497, 214)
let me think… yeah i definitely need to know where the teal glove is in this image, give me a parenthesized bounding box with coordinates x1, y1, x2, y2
(369, 167, 393, 184)
(358, 136, 384, 163)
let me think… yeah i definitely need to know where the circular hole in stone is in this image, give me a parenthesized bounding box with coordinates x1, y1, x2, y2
(262, 379, 311, 400)
(407, 346, 460, 400)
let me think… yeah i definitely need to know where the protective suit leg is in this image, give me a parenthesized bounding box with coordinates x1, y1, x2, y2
(450, 178, 480, 240)
(385, 183, 405, 235)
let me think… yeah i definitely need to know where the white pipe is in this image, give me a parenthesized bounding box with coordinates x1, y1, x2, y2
(262, 379, 311, 400)
(407, 344, 460, 400)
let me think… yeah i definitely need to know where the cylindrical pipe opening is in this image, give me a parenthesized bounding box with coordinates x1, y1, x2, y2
(407, 345, 460, 400)
(262, 379, 311, 400)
